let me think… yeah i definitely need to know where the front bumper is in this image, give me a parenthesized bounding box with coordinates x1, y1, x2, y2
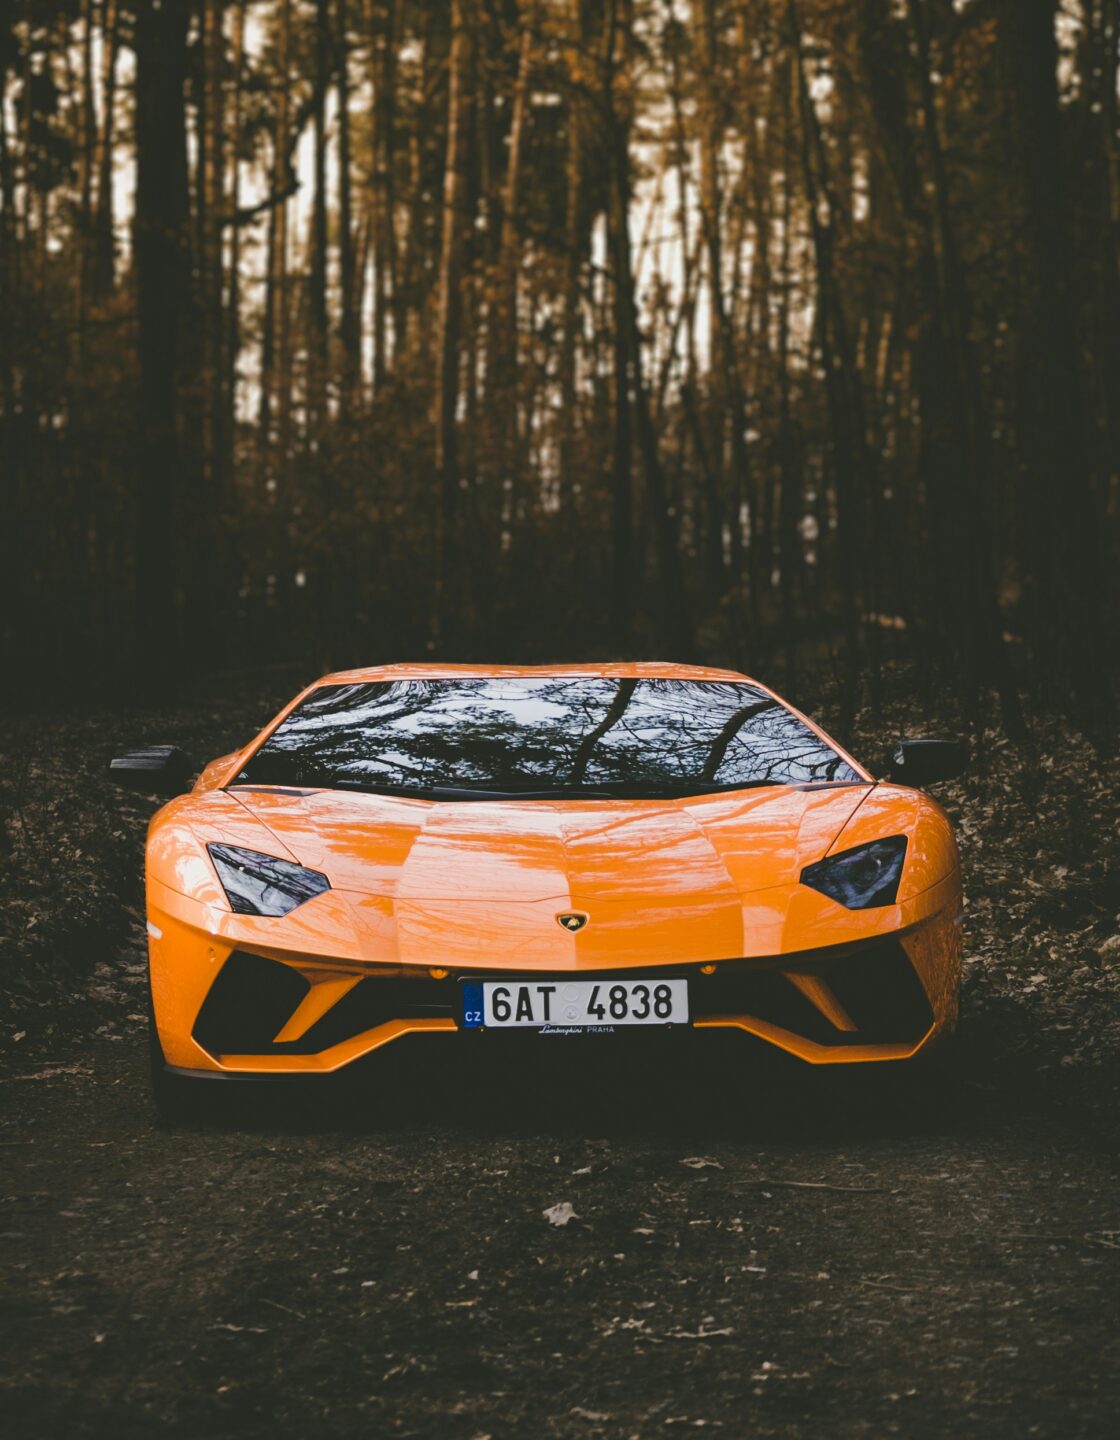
(148, 884, 962, 1075)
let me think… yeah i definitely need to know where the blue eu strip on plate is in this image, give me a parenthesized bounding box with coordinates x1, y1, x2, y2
(462, 983, 484, 1028)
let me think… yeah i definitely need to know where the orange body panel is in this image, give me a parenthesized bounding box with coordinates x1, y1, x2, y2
(145, 663, 962, 1075)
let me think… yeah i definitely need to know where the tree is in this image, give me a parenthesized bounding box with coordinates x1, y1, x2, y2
(133, 0, 192, 680)
(434, 0, 478, 642)
(0, 0, 1115, 736)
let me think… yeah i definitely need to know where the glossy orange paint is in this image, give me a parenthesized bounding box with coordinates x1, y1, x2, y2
(145, 663, 962, 1075)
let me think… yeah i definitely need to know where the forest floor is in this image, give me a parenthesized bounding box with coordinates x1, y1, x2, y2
(2, 663, 1119, 1436)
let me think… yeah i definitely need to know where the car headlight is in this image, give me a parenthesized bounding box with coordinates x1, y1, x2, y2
(206, 843, 330, 916)
(800, 836, 908, 909)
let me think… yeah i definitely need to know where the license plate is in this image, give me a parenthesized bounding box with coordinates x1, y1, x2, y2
(461, 977, 689, 1031)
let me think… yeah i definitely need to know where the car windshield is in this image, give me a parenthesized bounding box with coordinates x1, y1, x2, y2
(234, 678, 861, 798)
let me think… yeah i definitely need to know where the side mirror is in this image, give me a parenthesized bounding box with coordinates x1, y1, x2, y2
(108, 746, 194, 797)
(885, 738, 968, 787)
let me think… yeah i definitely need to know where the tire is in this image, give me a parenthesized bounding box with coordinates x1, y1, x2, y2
(147, 992, 214, 1124)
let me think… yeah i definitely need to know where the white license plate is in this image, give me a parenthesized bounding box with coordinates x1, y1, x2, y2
(461, 977, 689, 1031)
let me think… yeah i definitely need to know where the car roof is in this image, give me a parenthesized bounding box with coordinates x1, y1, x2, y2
(316, 661, 761, 685)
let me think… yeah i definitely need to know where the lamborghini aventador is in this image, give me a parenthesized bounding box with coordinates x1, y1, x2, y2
(109, 664, 967, 1117)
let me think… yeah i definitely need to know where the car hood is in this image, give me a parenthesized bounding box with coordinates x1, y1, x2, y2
(146, 780, 951, 969)
(227, 782, 873, 904)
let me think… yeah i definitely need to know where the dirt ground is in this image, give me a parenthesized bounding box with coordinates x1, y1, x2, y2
(2, 667, 1119, 1436)
(3, 993, 1119, 1439)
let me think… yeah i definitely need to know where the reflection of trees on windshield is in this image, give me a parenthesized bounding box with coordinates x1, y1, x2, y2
(700, 700, 779, 780)
(239, 679, 860, 792)
(568, 679, 637, 782)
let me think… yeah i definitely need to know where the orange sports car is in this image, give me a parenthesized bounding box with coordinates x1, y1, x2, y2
(109, 664, 966, 1117)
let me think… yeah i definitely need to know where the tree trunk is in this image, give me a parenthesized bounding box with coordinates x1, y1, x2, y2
(697, 0, 752, 605)
(606, 0, 690, 655)
(133, 0, 192, 682)
(559, 0, 586, 503)
(998, 0, 1111, 734)
(200, 0, 227, 504)
(791, 5, 864, 724)
(907, 0, 1023, 735)
(309, 0, 331, 424)
(603, 1, 634, 643)
(434, 0, 477, 643)
(667, 8, 722, 599)
(777, 41, 799, 690)
(77, 0, 96, 317)
(92, 0, 120, 294)
(259, 0, 291, 438)
(370, 0, 399, 386)
(337, 0, 359, 397)
(496, 19, 533, 466)
(227, 0, 246, 420)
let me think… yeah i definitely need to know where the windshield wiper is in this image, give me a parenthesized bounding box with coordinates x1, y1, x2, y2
(330, 780, 623, 801)
(234, 774, 788, 801)
(328, 778, 785, 801)
(606, 779, 782, 797)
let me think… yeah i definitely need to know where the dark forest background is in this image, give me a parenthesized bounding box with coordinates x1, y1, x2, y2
(1, 0, 1118, 736)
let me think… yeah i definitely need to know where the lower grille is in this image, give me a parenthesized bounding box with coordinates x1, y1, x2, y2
(696, 968, 839, 1044)
(274, 975, 457, 1054)
(193, 952, 310, 1056)
(192, 941, 933, 1059)
(694, 940, 933, 1046)
(824, 942, 934, 1043)
(192, 951, 455, 1058)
